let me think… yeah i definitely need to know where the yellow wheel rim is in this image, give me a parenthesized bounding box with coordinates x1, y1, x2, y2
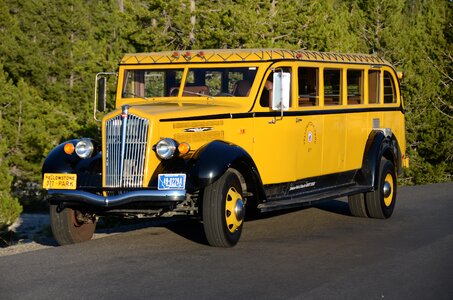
(383, 173, 394, 207)
(225, 187, 243, 233)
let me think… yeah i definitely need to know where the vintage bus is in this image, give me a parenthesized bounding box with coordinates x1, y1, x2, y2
(43, 49, 408, 247)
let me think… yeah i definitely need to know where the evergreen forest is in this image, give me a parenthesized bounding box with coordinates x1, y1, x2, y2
(0, 0, 451, 227)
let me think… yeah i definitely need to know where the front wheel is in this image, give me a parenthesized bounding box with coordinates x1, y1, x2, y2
(202, 169, 245, 247)
(50, 204, 97, 245)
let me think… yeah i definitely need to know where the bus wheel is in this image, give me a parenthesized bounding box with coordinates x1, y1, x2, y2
(348, 193, 368, 217)
(365, 159, 397, 219)
(50, 204, 96, 245)
(202, 169, 244, 247)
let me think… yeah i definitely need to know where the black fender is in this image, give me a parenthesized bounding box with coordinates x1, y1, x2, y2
(42, 139, 102, 189)
(354, 130, 401, 189)
(149, 140, 266, 201)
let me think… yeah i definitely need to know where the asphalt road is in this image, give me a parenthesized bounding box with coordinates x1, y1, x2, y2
(1, 182, 452, 299)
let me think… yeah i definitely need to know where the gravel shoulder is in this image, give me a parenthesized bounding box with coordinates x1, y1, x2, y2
(0, 213, 184, 257)
(0, 213, 121, 257)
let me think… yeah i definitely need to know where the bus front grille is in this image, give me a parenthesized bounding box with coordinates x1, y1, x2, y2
(105, 113, 149, 188)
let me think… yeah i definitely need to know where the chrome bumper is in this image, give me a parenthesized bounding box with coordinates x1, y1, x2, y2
(47, 189, 186, 207)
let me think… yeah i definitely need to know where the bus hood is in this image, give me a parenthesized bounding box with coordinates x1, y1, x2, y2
(103, 101, 248, 122)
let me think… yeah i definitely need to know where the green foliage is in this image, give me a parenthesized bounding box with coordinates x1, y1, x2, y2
(0, 67, 22, 227)
(0, 0, 450, 213)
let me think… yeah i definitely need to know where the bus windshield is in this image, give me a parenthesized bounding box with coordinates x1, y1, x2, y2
(122, 67, 258, 98)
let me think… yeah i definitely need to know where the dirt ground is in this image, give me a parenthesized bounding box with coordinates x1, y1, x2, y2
(0, 213, 117, 257)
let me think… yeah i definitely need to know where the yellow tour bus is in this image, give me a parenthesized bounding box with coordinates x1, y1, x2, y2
(43, 49, 408, 247)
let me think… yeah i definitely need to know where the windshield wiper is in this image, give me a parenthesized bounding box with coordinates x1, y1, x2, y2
(180, 89, 215, 99)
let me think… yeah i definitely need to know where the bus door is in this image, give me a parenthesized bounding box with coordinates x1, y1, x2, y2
(253, 66, 298, 185)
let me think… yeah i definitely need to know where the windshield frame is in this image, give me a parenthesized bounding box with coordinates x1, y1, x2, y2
(116, 63, 267, 108)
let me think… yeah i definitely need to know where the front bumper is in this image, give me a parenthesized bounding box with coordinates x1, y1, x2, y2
(47, 189, 186, 207)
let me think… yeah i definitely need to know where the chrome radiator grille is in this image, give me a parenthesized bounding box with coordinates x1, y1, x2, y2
(105, 113, 149, 188)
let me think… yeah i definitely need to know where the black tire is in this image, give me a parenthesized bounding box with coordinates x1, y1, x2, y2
(50, 204, 96, 245)
(348, 193, 368, 217)
(202, 169, 245, 247)
(365, 159, 397, 219)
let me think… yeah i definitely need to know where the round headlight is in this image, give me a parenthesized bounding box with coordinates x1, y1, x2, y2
(156, 138, 177, 160)
(75, 139, 94, 159)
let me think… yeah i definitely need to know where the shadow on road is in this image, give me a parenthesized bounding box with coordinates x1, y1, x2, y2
(7, 198, 352, 248)
(312, 198, 351, 216)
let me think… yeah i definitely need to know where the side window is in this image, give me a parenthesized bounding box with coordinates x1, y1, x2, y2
(383, 71, 397, 103)
(298, 67, 319, 107)
(368, 70, 380, 104)
(323, 69, 342, 105)
(260, 73, 273, 107)
(347, 69, 363, 105)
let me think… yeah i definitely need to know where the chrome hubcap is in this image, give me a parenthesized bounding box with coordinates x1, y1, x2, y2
(383, 181, 392, 198)
(235, 199, 245, 221)
(225, 187, 244, 233)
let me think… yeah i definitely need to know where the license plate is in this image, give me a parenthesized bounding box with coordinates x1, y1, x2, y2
(43, 173, 77, 190)
(158, 174, 186, 190)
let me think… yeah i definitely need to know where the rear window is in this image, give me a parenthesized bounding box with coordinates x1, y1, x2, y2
(383, 71, 397, 103)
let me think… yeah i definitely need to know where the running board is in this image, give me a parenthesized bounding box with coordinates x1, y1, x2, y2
(257, 185, 371, 213)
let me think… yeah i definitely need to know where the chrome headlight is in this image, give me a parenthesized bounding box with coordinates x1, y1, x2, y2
(75, 139, 94, 159)
(155, 138, 177, 160)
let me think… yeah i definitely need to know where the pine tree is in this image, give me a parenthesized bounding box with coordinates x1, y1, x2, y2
(0, 66, 22, 228)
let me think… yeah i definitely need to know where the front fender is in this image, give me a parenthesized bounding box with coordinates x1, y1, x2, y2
(42, 139, 102, 189)
(187, 140, 259, 189)
(149, 140, 265, 198)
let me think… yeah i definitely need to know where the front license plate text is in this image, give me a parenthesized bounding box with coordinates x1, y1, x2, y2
(43, 173, 77, 190)
(158, 174, 186, 190)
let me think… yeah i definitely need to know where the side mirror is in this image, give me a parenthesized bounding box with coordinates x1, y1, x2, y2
(94, 72, 116, 121)
(271, 71, 291, 112)
(97, 77, 107, 113)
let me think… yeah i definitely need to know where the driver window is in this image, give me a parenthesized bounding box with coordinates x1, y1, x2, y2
(260, 67, 292, 108)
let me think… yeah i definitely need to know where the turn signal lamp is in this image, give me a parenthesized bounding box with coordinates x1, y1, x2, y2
(64, 143, 75, 155)
(154, 139, 191, 159)
(178, 142, 190, 155)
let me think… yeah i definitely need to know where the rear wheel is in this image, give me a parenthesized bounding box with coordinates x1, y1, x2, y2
(365, 159, 397, 219)
(202, 169, 245, 247)
(348, 193, 368, 217)
(50, 204, 97, 245)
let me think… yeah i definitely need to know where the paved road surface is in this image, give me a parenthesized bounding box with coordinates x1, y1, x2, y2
(1, 183, 452, 299)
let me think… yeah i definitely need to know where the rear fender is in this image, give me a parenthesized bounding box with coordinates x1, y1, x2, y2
(355, 130, 401, 189)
